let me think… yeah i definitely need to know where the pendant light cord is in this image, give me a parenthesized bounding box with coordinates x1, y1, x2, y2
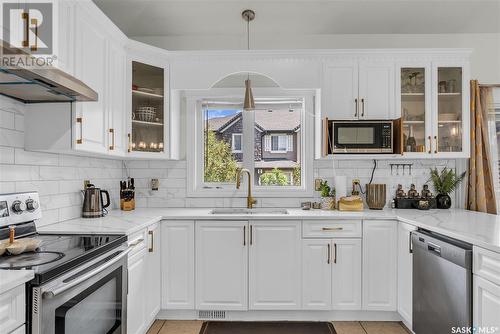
(247, 17, 250, 80)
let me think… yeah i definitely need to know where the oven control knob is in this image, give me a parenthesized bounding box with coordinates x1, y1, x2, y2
(12, 200, 26, 213)
(26, 199, 39, 211)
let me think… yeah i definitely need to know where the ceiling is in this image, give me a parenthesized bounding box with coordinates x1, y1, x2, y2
(94, 0, 500, 38)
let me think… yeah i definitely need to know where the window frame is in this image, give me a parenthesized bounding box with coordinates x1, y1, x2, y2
(270, 134, 288, 153)
(186, 88, 314, 198)
(231, 133, 243, 153)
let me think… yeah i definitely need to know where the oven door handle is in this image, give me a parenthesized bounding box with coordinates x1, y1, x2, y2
(42, 240, 142, 299)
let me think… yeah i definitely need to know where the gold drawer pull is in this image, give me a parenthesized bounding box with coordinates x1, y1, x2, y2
(109, 128, 115, 150)
(76, 117, 83, 144)
(322, 227, 344, 231)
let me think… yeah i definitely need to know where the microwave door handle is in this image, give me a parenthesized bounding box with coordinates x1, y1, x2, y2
(42, 240, 142, 299)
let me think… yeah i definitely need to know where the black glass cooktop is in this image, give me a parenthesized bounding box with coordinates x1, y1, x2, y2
(0, 233, 127, 284)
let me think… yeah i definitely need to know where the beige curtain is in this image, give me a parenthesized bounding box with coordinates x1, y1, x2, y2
(467, 80, 497, 214)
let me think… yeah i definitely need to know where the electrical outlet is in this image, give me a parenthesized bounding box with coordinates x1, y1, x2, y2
(352, 179, 360, 185)
(314, 179, 322, 191)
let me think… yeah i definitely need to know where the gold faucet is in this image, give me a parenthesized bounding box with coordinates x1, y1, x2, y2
(236, 168, 257, 209)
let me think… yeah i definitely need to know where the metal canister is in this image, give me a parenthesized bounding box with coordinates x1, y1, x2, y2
(366, 184, 387, 210)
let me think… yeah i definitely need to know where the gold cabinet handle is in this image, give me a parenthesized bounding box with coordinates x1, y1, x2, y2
(76, 117, 83, 144)
(322, 227, 343, 231)
(327, 243, 331, 264)
(243, 225, 246, 246)
(333, 243, 337, 264)
(127, 133, 132, 152)
(354, 98, 358, 117)
(148, 230, 154, 253)
(30, 18, 38, 51)
(22, 12, 29, 47)
(434, 135, 438, 154)
(250, 225, 253, 245)
(109, 128, 115, 150)
(361, 98, 365, 117)
(428, 136, 432, 154)
(323, 117, 329, 157)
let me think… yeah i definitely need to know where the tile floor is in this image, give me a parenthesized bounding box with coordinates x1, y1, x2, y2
(147, 320, 411, 334)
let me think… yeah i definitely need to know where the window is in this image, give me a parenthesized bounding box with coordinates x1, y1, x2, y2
(232, 133, 242, 153)
(186, 90, 314, 197)
(270, 135, 288, 152)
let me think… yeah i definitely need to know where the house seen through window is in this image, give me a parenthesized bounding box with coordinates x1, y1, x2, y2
(203, 98, 303, 187)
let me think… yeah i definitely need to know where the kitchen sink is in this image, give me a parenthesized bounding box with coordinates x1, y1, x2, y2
(210, 208, 289, 215)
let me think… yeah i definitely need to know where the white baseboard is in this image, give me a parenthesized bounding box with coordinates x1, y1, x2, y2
(157, 309, 402, 322)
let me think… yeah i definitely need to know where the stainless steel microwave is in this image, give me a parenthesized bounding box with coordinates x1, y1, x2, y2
(327, 120, 394, 154)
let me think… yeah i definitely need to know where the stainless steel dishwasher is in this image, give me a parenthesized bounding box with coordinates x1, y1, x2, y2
(412, 229, 472, 334)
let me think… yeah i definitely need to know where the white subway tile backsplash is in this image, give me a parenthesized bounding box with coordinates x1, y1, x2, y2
(16, 180, 59, 196)
(0, 165, 39, 181)
(0, 128, 24, 148)
(0, 146, 14, 164)
(0, 110, 15, 129)
(15, 149, 59, 166)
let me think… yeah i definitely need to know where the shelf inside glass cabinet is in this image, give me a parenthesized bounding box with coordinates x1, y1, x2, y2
(401, 68, 426, 153)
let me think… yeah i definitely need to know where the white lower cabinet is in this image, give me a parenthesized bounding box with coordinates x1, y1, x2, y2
(0, 285, 25, 334)
(196, 221, 248, 310)
(302, 238, 361, 310)
(332, 239, 362, 310)
(249, 221, 302, 310)
(397, 222, 417, 328)
(362, 220, 398, 311)
(162, 221, 195, 309)
(145, 223, 161, 324)
(473, 275, 500, 329)
(127, 244, 147, 334)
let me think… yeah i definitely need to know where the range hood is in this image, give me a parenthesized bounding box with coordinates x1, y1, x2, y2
(0, 43, 98, 103)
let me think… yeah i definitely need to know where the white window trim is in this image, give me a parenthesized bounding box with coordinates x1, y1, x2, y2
(231, 133, 243, 153)
(186, 88, 314, 198)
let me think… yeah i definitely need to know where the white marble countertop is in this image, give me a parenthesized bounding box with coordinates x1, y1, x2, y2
(38, 208, 500, 253)
(0, 269, 34, 294)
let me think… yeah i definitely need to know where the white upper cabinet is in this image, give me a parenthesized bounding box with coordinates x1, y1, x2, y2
(396, 60, 470, 158)
(323, 62, 359, 120)
(195, 221, 248, 310)
(362, 220, 398, 311)
(125, 42, 172, 159)
(73, 3, 108, 154)
(358, 61, 395, 120)
(107, 41, 127, 156)
(323, 59, 395, 121)
(249, 221, 302, 310)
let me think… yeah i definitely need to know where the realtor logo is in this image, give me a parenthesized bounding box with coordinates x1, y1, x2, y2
(2, 2, 53, 55)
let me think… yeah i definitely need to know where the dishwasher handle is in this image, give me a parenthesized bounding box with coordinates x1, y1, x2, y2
(427, 242, 441, 256)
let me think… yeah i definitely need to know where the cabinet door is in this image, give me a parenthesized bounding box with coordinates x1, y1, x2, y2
(473, 275, 500, 329)
(362, 220, 397, 311)
(127, 247, 147, 334)
(431, 63, 470, 158)
(145, 223, 161, 323)
(73, 6, 108, 154)
(249, 221, 301, 310)
(162, 221, 194, 309)
(397, 64, 433, 156)
(107, 41, 126, 156)
(359, 61, 395, 120)
(302, 239, 331, 310)
(323, 62, 359, 120)
(397, 222, 417, 328)
(196, 221, 248, 310)
(332, 238, 362, 310)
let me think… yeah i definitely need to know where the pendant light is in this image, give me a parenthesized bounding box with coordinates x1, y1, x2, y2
(242, 9, 255, 110)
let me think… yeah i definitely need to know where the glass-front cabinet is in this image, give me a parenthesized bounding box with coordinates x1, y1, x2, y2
(397, 61, 469, 158)
(126, 48, 170, 158)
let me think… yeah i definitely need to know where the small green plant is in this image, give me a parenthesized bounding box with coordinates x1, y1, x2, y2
(428, 167, 466, 195)
(319, 180, 331, 197)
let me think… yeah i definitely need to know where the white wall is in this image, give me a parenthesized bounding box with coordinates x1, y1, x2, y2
(136, 33, 500, 84)
(0, 96, 123, 227)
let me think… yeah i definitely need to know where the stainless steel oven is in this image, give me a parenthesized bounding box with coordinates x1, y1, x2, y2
(328, 120, 394, 154)
(31, 242, 134, 334)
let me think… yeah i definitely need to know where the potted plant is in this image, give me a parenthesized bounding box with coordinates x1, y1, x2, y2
(319, 180, 336, 210)
(428, 167, 466, 209)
